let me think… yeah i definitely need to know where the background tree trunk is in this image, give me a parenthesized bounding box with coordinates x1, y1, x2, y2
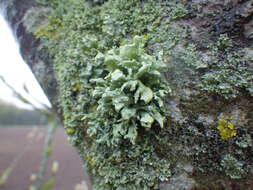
(0, 0, 59, 111)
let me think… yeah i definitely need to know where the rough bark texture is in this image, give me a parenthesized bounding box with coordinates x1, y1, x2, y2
(1, 0, 253, 190)
(0, 0, 59, 110)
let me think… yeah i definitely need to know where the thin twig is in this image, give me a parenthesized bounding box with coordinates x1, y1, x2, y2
(0, 75, 51, 111)
(33, 117, 58, 190)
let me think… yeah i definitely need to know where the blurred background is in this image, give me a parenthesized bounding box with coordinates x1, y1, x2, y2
(0, 15, 90, 190)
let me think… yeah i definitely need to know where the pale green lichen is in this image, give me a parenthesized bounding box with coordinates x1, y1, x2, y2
(181, 35, 253, 99)
(35, 0, 179, 189)
(23, 7, 51, 33)
(34, 0, 253, 189)
(236, 135, 252, 148)
(221, 154, 245, 179)
(84, 36, 170, 146)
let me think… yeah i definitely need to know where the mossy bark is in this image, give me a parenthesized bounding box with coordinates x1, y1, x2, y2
(1, 0, 253, 189)
(0, 0, 59, 112)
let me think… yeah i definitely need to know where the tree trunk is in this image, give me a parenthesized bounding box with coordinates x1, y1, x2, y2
(0, 0, 59, 110)
(1, 0, 253, 189)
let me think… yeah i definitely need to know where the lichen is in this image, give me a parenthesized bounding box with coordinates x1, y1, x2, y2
(180, 34, 253, 99)
(217, 120, 237, 140)
(221, 154, 245, 179)
(236, 135, 252, 148)
(23, 7, 51, 33)
(35, 0, 180, 189)
(84, 36, 170, 146)
(34, 0, 253, 189)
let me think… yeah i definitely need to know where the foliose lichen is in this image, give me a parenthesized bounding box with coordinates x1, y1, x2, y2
(34, 0, 253, 189)
(84, 36, 170, 146)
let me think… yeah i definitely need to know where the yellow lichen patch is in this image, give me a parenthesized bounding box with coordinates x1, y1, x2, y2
(73, 83, 81, 91)
(143, 34, 148, 40)
(218, 120, 237, 140)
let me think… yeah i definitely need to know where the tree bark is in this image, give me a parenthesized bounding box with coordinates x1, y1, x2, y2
(1, 0, 253, 189)
(0, 0, 59, 111)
